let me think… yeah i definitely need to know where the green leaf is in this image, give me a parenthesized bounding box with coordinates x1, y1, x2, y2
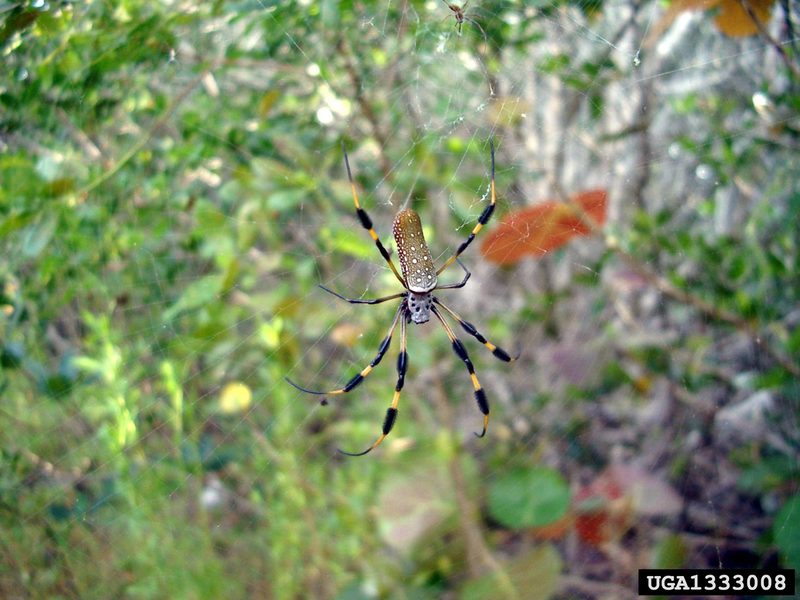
(48, 503, 72, 521)
(42, 373, 74, 398)
(0, 9, 39, 48)
(774, 494, 800, 571)
(737, 455, 797, 493)
(162, 274, 224, 321)
(194, 200, 227, 236)
(651, 533, 687, 568)
(267, 189, 307, 212)
(538, 54, 570, 74)
(327, 227, 376, 260)
(460, 544, 562, 600)
(21, 215, 57, 258)
(0, 342, 24, 369)
(488, 466, 570, 529)
(0, 210, 36, 237)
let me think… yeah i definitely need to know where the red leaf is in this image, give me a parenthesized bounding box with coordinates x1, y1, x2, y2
(573, 464, 682, 546)
(480, 189, 607, 265)
(573, 472, 630, 546)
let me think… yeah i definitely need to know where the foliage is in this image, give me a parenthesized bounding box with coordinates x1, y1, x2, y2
(487, 466, 570, 528)
(773, 493, 800, 572)
(1, 0, 799, 598)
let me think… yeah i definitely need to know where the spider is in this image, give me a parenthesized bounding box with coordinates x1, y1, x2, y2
(440, 0, 487, 39)
(286, 140, 517, 456)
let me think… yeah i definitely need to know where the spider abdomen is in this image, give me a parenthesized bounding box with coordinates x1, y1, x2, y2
(392, 209, 437, 293)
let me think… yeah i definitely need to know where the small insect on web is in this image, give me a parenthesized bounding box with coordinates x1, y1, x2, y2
(440, 0, 488, 41)
(286, 140, 518, 456)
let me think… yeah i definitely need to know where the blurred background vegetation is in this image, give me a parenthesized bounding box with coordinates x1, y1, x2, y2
(1, 0, 799, 598)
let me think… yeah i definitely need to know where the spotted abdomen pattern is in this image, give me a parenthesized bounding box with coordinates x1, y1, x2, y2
(392, 209, 437, 293)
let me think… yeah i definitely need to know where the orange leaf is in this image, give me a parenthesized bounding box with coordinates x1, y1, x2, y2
(715, 0, 774, 36)
(529, 513, 574, 540)
(646, 0, 719, 46)
(480, 189, 607, 265)
(646, 0, 773, 44)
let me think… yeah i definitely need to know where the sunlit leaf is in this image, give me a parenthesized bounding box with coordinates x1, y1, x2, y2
(219, 382, 252, 414)
(258, 317, 284, 350)
(480, 189, 607, 265)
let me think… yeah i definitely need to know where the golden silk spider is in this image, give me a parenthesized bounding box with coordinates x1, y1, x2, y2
(286, 140, 517, 456)
(440, 0, 487, 39)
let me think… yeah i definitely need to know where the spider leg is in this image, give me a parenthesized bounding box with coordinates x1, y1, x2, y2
(436, 140, 496, 276)
(463, 16, 488, 45)
(433, 298, 519, 362)
(319, 285, 407, 305)
(431, 305, 490, 438)
(433, 258, 470, 290)
(339, 313, 408, 456)
(285, 304, 403, 396)
(342, 143, 407, 287)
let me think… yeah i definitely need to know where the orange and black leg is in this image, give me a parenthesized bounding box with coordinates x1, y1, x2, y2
(437, 140, 496, 276)
(342, 143, 406, 287)
(431, 305, 490, 438)
(285, 304, 403, 396)
(339, 313, 409, 456)
(432, 299, 519, 363)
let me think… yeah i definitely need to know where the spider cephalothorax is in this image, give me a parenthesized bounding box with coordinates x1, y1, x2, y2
(406, 291, 433, 324)
(286, 140, 517, 456)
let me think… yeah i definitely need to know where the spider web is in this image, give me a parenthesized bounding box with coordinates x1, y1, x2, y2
(1, 0, 799, 597)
